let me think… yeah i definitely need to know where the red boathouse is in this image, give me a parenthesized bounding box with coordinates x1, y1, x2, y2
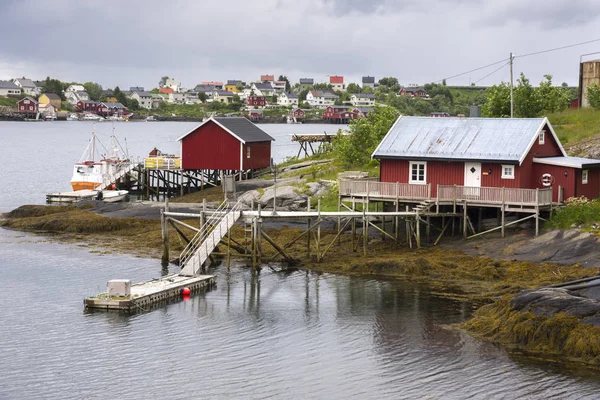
(178, 117, 275, 171)
(372, 117, 600, 202)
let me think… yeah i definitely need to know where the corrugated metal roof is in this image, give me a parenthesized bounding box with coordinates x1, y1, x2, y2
(0, 81, 20, 89)
(373, 116, 548, 163)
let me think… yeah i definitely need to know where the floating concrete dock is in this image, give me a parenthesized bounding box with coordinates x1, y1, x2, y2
(84, 273, 215, 312)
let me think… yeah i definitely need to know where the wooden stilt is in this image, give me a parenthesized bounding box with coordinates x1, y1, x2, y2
(363, 204, 367, 256)
(463, 201, 468, 239)
(416, 212, 421, 248)
(317, 200, 321, 261)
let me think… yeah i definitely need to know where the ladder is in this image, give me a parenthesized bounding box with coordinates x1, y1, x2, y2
(179, 200, 243, 276)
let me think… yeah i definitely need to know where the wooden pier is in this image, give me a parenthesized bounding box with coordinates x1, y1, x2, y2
(84, 274, 215, 312)
(292, 133, 337, 158)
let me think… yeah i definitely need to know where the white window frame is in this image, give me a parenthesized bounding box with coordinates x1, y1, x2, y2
(246, 146, 251, 159)
(539, 130, 545, 145)
(501, 164, 515, 179)
(582, 169, 589, 185)
(409, 161, 427, 184)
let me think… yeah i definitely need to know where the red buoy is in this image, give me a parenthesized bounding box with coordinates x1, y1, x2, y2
(181, 287, 191, 296)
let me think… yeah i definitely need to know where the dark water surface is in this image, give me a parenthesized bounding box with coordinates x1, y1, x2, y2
(1, 122, 600, 399)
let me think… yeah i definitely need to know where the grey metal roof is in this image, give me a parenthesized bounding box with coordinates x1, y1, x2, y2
(362, 76, 375, 84)
(299, 78, 314, 84)
(533, 156, 600, 169)
(16, 78, 36, 88)
(0, 81, 20, 89)
(282, 91, 298, 98)
(353, 93, 374, 99)
(101, 102, 126, 109)
(178, 117, 275, 143)
(214, 117, 274, 142)
(130, 86, 145, 92)
(215, 90, 234, 96)
(195, 85, 215, 92)
(133, 91, 153, 97)
(42, 93, 61, 99)
(227, 80, 242, 85)
(373, 116, 556, 163)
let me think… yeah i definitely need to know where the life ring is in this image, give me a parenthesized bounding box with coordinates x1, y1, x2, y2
(539, 173, 554, 187)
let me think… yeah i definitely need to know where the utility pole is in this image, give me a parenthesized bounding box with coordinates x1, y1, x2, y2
(510, 52, 514, 118)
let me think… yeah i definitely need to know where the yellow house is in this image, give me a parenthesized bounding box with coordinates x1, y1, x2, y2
(39, 93, 61, 109)
(225, 80, 243, 93)
(106, 96, 118, 103)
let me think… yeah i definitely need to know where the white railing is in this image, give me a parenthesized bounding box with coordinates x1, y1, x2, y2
(340, 180, 553, 207)
(339, 180, 430, 200)
(437, 185, 553, 206)
(179, 200, 243, 276)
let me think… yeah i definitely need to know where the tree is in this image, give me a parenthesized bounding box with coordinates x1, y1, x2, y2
(236, 82, 245, 92)
(83, 82, 104, 101)
(587, 83, 600, 109)
(298, 88, 310, 102)
(346, 83, 361, 94)
(514, 73, 541, 118)
(278, 75, 291, 92)
(271, 94, 278, 104)
(537, 75, 569, 113)
(42, 77, 67, 100)
(482, 82, 511, 117)
(333, 106, 399, 167)
(113, 86, 129, 107)
(314, 83, 332, 91)
(159, 76, 169, 88)
(378, 77, 399, 87)
(198, 92, 208, 103)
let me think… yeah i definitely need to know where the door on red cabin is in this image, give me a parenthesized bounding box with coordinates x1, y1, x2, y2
(464, 162, 481, 198)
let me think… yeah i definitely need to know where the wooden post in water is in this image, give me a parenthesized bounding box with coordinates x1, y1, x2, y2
(307, 197, 311, 259)
(405, 205, 410, 246)
(463, 200, 468, 239)
(363, 203, 367, 256)
(351, 200, 356, 252)
(161, 197, 169, 267)
(395, 200, 399, 245)
(317, 199, 321, 261)
(501, 187, 506, 238)
(337, 192, 341, 247)
(416, 212, 421, 248)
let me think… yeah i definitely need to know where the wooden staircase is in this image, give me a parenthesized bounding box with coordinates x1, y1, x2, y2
(179, 200, 243, 276)
(412, 199, 436, 213)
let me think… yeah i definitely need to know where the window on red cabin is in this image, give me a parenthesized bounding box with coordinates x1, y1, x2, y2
(409, 161, 426, 184)
(582, 170, 589, 184)
(539, 130, 545, 145)
(247, 147, 251, 159)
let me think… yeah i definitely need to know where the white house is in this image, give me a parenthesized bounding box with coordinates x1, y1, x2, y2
(64, 85, 89, 105)
(130, 91, 153, 109)
(168, 92, 185, 104)
(306, 90, 338, 108)
(164, 78, 181, 92)
(351, 93, 375, 107)
(213, 90, 234, 103)
(13, 78, 41, 96)
(0, 81, 22, 96)
(185, 91, 201, 104)
(251, 82, 276, 97)
(277, 91, 299, 106)
(272, 80, 286, 92)
(362, 76, 376, 89)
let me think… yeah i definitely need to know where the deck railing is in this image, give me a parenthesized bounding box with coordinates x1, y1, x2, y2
(340, 180, 554, 207)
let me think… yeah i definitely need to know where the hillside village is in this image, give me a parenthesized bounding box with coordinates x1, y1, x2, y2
(0, 73, 489, 122)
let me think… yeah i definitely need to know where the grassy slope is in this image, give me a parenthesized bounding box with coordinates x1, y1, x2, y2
(547, 108, 600, 148)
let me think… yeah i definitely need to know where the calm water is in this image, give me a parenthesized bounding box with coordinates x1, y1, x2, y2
(1, 121, 600, 399)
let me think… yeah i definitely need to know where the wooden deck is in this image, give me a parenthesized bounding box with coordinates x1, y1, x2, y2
(339, 180, 553, 209)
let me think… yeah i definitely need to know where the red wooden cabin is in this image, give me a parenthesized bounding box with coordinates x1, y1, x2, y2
(291, 108, 305, 119)
(178, 117, 275, 171)
(76, 100, 100, 113)
(17, 97, 38, 115)
(372, 117, 600, 202)
(247, 96, 266, 107)
(323, 106, 358, 123)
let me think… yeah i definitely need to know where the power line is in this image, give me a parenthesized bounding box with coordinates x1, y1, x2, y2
(515, 38, 600, 59)
(473, 60, 510, 85)
(434, 58, 509, 83)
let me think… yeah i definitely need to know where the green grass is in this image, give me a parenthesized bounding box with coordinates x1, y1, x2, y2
(546, 198, 600, 230)
(547, 108, 600, 144)
(0, 96, 18, 108)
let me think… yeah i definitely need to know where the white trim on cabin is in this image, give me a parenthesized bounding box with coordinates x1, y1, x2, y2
(518, 118, 566, 165)
(501, 164, 515, 179)
(532, 156, 600, 169)
(239, 142, 243, 171)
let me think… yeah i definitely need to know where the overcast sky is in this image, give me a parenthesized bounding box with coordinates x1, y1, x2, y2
(1, 0, 600, 90)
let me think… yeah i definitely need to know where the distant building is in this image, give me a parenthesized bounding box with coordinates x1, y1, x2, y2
(399, 87, 428, 98)
(64, 85, 89, 105)
(277, 91, 298, 106)
(163, 78, 182, 92)
(98, 102, 128, 116)
(323, 106, 357, 123)
(39, 93, 61, 109)
(261, 74, 274, 83)
(129, 86, 145, 92)
(431, 112, 450, 118)
(350, 93, 375, 107)
(362, 76, 375, 89)
(158, 87, 174, 94)
(247, 95, 267, 108)
(168, 92, 185, 104)
(291, 108, 305, 120)
(213, 90, 234, 103)
(201, 81, 223, 90)
(251, 82, 276, 97)
(17, 96, 38, 116)
(76, 100, 100, 113)
(299, 78, 314, 89)
(329, 75, 345, 91)
(130, 91, 153, 109)
(306, 90, 338, 108)
(13, 78, 41, 96)
(225, 80, 244, 93)
(0, 81, 22, 97)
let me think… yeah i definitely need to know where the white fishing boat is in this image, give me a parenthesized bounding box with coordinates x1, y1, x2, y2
(83, 113, 104, 121)
(95, 189, 129, 202)
(70, 126, 134, 191)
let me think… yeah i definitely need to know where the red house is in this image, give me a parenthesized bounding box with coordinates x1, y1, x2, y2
(323, 106, 358, 123)
(372, 117, 600, 202)
(291, 108, 305, 119)
(247, 95, 266, 107)
(178, 117, 275, 171)
(430, 112, 450, 117)
(17, 97, 38, 115)
(76, 100, 100, 113)
(248, 109, 263, 121)
(399, 87, 428, 98)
